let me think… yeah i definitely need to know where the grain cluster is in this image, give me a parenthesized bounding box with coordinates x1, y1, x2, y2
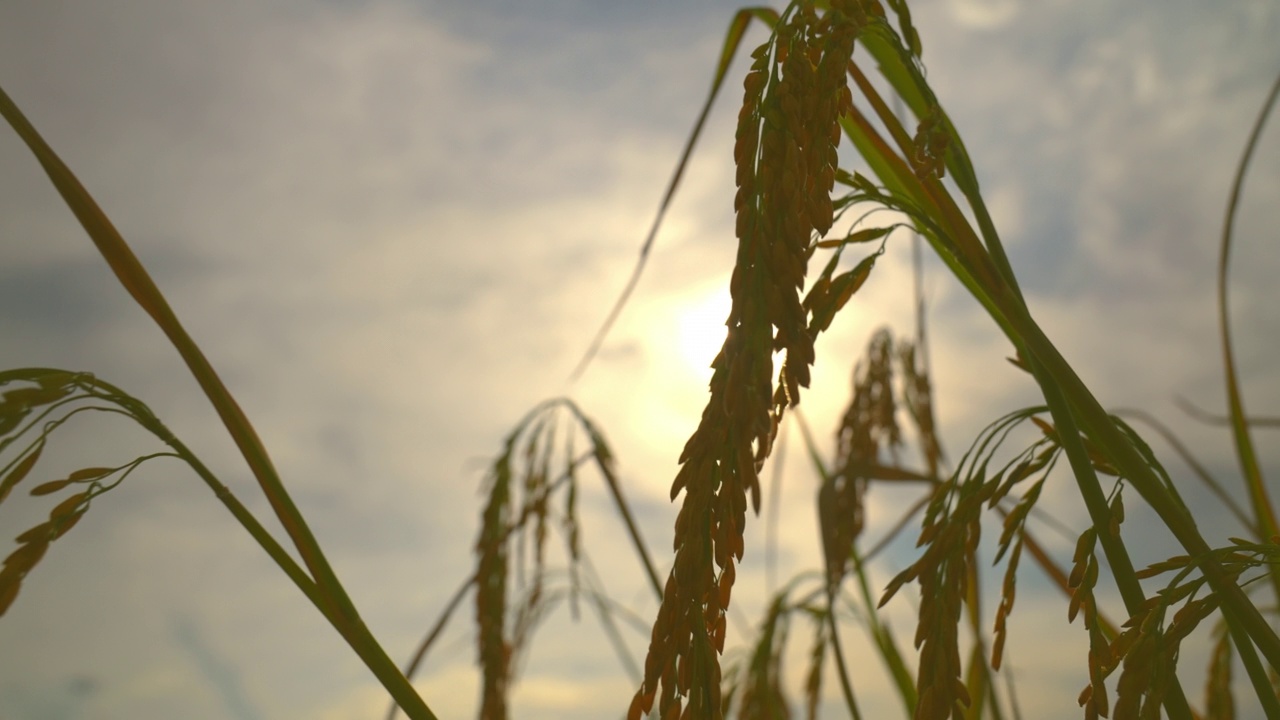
(629, 4, 874, 718)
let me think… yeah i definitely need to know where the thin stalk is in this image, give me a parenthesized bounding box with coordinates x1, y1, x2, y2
(578, 551, 646, 684)
(0, 85, 436, 720)
(137, 415, 436, 720)
(826, 596, 864, 720)
(1011, 308, 1280, 703)
(1217, 71, 1280, 594)
(570, 7, 781, 380)
(559, 400, 664, 601)
(595, 459, 663, 601)
(1116, 408, 1255, 534)
(388, 575, 475, 720)
(1175, 397, 1280, 428)
(848, 552, 917, 715)
(1028, 357, 1193, 719)
(0, 85, 356, 613)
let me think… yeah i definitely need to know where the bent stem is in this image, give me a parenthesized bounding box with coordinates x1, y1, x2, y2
(1010, 310, 1280, 717)
(142, 411, 435, 720)
(845, 19, 1280, 705)
(0, 85, 437, 720)
(1217, 71, 1280, 602)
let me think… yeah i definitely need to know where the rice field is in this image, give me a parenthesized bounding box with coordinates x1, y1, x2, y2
(2, 1, 1278, 718)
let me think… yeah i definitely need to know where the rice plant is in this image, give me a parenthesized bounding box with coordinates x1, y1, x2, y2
(2, 0, 1277, 718)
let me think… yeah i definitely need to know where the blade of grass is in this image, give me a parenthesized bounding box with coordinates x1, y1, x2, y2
(563, 400, 663, 600)
(0, 84, 437, 720)
(1174, 396, 1280, 429)
(1217, 71, 1280, 546)
(847, 552, 918, 716)
(1116, 408, 1255, 535)
(387, 574, 474, 720)
(1009, 305, 1280, 714)
(847, 21, 1280, 702)
(570, 7, 780, 380)
(825, 599, 865, 720)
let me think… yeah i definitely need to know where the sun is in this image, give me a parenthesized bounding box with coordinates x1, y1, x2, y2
(672, 285, 733, 378)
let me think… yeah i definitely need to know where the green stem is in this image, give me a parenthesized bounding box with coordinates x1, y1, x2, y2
(0, 84, 439, 718)
(826, 592, 864, 720)
(1217, 71, 1280, 601)
(0, 82, 358, 624)
(1011, 309, 1280, 703)
(144, 418, 438, 720)
(1025, 354, 1193, 720)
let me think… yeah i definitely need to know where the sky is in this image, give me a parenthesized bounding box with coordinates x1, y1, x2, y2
(1, 0, 1278, 718)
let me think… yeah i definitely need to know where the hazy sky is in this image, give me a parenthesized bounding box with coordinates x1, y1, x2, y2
(1, 1, 1278, 718)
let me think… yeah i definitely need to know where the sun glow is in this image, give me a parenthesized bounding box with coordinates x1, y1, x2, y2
(673, 286, 733, 379)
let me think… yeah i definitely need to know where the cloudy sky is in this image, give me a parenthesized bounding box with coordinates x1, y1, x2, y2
(1, 0, 1278, 718)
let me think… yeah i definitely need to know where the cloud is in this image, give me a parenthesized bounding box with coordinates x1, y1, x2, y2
(945, 0, 1020, 30)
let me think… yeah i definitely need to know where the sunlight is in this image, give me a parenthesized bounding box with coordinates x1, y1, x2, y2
(672, 285, 733, 380)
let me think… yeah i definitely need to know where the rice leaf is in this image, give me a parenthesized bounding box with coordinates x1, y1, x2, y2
(572, 6, 780, 380)
(1216, 71, 1280, 568)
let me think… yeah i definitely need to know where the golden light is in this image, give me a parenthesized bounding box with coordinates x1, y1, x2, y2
(673, 285, 733, 379)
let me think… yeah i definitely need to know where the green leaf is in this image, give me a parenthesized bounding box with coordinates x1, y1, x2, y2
(570, 7, 779, 379)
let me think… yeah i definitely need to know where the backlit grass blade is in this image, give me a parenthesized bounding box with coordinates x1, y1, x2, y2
(855, 23, 1276, 689)
(1117, 409, 1254, 534)
(570, 7, 780, 380)
(1217, 71, 1280, 547)
(0, 84, 334, 595)
(848, 560, 917, 716)
(563, 399, 664, 599)
(0, 83, 437, 720)
(845, 32, 1280, 696)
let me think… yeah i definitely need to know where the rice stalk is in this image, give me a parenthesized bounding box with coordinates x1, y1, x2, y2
(1115, 409, 1255, 534)
(631, 4, 877, 717)
(820, 329, 900, 593)
(0, 85, 440, 719)
(1215, 70, 1280, 602)
(834, 5, 1280, 710)
(795, 388, 922, 717)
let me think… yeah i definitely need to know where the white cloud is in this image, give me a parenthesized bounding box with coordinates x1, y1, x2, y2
(946, 0, 1021, 30)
